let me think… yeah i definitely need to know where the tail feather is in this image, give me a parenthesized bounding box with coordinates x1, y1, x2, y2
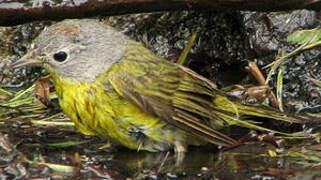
(212, 95, 311, 135)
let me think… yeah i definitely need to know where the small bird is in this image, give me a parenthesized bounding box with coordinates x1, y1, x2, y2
(12, 19, 307, 152)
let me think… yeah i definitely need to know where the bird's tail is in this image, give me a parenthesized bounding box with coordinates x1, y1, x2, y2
(212, 94, 311, 136)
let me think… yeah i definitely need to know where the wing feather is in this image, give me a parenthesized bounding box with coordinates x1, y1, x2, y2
(106, 47, 236, 147)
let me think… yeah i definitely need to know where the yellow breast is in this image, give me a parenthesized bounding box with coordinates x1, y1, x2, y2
(51, 72, 201, 151)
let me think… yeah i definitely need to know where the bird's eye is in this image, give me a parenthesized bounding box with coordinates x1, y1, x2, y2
(53, 51, 68, 62)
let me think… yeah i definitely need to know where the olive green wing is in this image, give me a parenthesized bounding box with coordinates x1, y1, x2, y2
(106, 52, 236, 147)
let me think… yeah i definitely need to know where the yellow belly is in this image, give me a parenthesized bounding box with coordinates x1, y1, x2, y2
(52, 74, 205, 152)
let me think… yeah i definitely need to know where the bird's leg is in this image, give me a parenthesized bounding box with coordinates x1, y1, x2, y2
(174, 141, 186, 166)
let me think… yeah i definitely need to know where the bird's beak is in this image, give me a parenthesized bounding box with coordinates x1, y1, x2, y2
(10, 51, 42, 69)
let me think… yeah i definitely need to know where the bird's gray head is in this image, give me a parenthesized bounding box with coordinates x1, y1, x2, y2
(14, 19, 129, 82)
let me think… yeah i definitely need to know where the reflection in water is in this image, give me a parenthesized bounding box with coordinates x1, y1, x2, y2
(113, 147, 218, 172)
(107, 143, 292, 179)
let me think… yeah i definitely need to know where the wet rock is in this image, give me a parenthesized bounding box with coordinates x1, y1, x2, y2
(242, 10, 321, 112)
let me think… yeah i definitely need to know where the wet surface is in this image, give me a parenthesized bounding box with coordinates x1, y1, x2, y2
(0, 118, 320, 179)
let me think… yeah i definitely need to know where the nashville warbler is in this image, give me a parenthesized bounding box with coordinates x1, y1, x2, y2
(11, 19, 308, 152)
